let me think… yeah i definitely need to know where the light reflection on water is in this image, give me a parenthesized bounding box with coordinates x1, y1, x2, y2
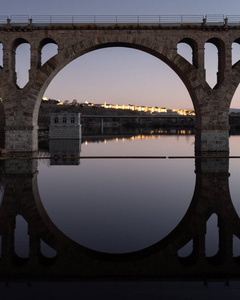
(38, 134, 195, 253)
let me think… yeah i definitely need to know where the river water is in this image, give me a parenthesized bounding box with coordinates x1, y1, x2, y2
(1, 129, 240, 298)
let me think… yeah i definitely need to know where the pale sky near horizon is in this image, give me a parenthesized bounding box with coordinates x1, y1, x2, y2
(1, 0, 240, 109)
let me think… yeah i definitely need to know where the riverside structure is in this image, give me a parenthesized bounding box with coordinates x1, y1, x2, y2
(1, 15, 240, 152)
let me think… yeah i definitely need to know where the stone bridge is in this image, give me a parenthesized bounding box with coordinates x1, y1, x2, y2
(1, 15, 240, 152)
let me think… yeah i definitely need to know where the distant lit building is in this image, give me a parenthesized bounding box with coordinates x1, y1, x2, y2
(101, 101, 195, 115)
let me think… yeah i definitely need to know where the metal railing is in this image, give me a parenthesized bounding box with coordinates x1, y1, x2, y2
(0, 15, 8, 24)
(0, 14, 239, 27)
(205, 14, 225, 24)
(226, 15, 240, 24)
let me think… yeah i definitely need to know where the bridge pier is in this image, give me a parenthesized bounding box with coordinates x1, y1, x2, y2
(195, 129, 229, 153)
(5, 126, 38, 152)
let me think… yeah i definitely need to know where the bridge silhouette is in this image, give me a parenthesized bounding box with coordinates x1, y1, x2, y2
(1, 15, 240, 152)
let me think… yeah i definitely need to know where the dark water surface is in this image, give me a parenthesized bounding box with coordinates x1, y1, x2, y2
(1, 131, 240, 298)
(38, 134, 195, 254)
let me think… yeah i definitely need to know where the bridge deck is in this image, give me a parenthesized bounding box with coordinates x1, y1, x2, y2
(0, 14, 240, 29)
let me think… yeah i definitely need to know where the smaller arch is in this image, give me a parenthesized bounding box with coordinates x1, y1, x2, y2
(233, 234, 240, 257)
(54, 117, 58, 123)
(232, 38, 240, 67)
(13, 38, 31, 88)
(39, 38, 57, 49)
(63, 117, 67, 123)
(40, 239, 57, 258)
(14, 215, 29, 258)
(178, 38, 198, 68)
(178, 239, 193, 257)
(70, 117, 75, 123)
(205, 213, 219, 257)
(11, 37, 31, 51)
(205, 38, 225, 88)
(39, 38, 58, 66)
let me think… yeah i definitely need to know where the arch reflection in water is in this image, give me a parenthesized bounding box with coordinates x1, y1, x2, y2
(14, 215, 29, 258)
(1, 150, 240, 279)
(39, 135, 195, 253)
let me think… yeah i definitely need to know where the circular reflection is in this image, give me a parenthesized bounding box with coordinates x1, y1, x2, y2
(38, 135, 195, 253)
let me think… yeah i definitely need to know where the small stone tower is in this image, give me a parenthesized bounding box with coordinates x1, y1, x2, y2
(49, 112, 81, 139)
(49, 112, 81, 165)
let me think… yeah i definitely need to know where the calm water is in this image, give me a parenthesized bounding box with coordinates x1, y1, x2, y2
(38, 133, 195, 254)
(1, 131, 240, 298)
(36, 133, 240, 255)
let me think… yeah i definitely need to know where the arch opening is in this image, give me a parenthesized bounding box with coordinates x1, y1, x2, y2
(40, 39, 58, 66)
(40, 240, 57, 258)
(205, 213, 219, 257)
(15, 41, 30, 88)
(205, 42, 218, 88)
(233, 234, 240, 257)
(177, 42, 193, 65)
(229, 83, 240, 115)
(177, 38, 198, 67)
(205, 38, 225, 89)
(178, 239, 193, 257)
(42, 46, 194, 112)
(14, 215, 29, 258)
(232, 39, 240, 67)
(36, 43, 197, 154)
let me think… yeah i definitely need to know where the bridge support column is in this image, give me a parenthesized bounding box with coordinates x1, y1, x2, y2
(5, 126, 38, 152)
(195, 129, 229, 153)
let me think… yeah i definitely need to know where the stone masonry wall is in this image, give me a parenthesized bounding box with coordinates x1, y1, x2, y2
(49, 113, 81, 140)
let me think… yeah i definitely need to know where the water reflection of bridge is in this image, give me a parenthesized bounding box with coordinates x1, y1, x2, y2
(0, 154, 240, 281)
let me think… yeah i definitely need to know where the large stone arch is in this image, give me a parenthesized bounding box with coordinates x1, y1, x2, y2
(28, 38, 205, 134)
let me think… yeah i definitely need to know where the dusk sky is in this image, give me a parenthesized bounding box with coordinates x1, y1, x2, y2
(1, 0, 240, 109)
